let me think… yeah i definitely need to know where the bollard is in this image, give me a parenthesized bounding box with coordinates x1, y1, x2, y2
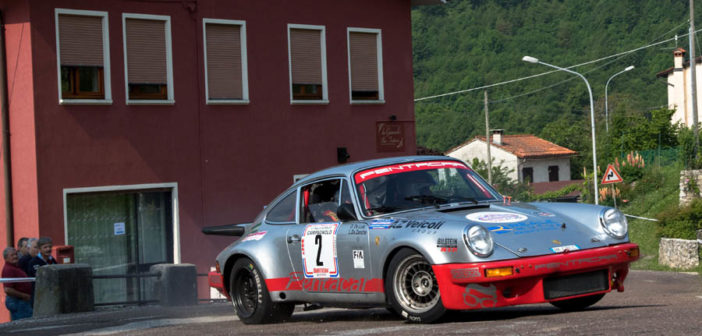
(33, 264, 94, 317)
(150, 264, 198, 306)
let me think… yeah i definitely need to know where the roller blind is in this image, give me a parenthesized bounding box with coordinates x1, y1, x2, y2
(206, 23, 242, 99)
(349, 32, 378, 91)
(289, 28, 321, 85)
(59, 14, 104, 66)
(125, 18, 167, 84)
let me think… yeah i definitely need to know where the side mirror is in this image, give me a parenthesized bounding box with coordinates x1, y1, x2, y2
(337, 203, 357, 221)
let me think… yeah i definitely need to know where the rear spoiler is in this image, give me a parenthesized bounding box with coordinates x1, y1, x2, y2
(202, 223, 248, 237)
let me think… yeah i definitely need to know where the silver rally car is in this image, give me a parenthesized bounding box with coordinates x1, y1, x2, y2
(204, 156, 639, 324)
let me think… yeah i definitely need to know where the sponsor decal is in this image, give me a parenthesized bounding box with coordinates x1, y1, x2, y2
(389, 219, 445, 232)
(374, 236, 380, 246)
(369, 219, 394, 230)
(355, 161, 468, 183)
(348, 223, 368, 235)
(268, 272, 383, 293)
(352, 250, 365, 269)
(301, 224, 339, 278)
(466, 212, 528, 224)
(451, 268, 481, 279)
(550, 245, 580, 253)
(552, 240, 562, 245)
(488, 220, 561, 235)
(537, 212, 556, 217)
(534, 254, 619, 271)
(463, 283, 497, 308)
(241, 231, 267, 242)
(437, 238, 458, 252)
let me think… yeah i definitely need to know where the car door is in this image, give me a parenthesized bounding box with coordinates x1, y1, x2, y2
(285, 178, 371, 296)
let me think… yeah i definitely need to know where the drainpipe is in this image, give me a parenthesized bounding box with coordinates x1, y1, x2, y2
(0, 10, 14, 246)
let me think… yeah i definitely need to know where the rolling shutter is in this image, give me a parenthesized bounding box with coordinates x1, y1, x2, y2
(289, 28, 321, 85)
(59, 14, 103, 67)
(206, 23, 242, 100)
(125, 18, 167, 84)
(349, 32, 378, 92)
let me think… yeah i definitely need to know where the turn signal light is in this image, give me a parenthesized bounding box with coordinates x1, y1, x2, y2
(485, 266, 513, 278)
(627, 247, 640, 259)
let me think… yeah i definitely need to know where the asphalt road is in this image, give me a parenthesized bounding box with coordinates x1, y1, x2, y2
(1, 270, 700, 336)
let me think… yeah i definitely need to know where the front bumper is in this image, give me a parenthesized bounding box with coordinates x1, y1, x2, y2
(432, 243, 639, 310)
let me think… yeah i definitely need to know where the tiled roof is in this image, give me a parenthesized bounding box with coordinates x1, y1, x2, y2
(470, 134, 577, 158)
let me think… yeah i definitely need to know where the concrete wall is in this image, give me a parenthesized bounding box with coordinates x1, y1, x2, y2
(659, 238, 699, 269)
(519, 157, 571, 183)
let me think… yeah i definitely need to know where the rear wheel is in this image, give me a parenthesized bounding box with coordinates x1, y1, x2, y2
(550, 293, 605, 311)
(229, 258, 294, 324)
(385, 248, 446, 323)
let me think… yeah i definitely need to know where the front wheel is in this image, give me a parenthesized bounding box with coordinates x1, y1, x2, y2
(550, 293, 605, 311)
(229, 258, 294, 324)
(385, 248, 446, 323)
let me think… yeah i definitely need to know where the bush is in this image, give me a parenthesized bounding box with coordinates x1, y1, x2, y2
(656, 198, 702, 239)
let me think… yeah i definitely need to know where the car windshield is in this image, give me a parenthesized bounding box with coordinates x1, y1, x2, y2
(354, 160, 501, 216)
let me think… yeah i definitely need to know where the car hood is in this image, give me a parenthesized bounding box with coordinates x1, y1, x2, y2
(399, 202, 620, 258)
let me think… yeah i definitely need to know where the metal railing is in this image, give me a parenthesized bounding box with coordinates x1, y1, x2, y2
(0, 277, 34, 283)
(92, 272, 160, 307)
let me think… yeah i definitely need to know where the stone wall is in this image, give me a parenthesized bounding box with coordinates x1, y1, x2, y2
(659, 238, 700, 269)
(680, 169, 702, 205)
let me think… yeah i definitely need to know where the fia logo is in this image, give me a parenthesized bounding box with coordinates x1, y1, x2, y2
(352, 250, 365, 269)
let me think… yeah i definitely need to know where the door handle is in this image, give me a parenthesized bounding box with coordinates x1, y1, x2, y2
(287, 234, 301, 243)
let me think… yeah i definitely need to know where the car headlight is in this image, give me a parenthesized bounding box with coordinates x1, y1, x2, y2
(463, 225, 494, 257)
(600, 208, 628, 239)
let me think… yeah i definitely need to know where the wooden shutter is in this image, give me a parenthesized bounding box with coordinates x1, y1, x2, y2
(289, 29, 321, 85)
(349, 32, 378, 92)
(59, 14, 103, 66)
(206, 23, 242, 100)
(125, 18, 167, 84)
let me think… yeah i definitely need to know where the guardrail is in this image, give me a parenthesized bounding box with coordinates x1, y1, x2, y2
(0, 277, 35, 283)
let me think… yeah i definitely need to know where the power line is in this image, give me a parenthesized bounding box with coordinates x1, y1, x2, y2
(414, 26, 702, 103)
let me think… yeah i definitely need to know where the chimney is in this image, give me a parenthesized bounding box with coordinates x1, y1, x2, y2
(491, 129, 504, 145)
(674, 47, 686, 70)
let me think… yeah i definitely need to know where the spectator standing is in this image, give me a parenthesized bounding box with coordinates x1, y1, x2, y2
(2, 247, 33, 320)
(18, 238, 37, 274)
(26, 237, 57, 277)
(16, 237, 29, 258)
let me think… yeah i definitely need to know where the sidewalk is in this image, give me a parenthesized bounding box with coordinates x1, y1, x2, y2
(0, 302, 234, 336)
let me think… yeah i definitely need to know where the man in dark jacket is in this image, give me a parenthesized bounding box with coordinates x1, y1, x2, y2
(26, 237, 57, 277)
(18, 238, 37, 273)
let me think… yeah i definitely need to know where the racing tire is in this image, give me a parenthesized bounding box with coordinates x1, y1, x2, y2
(385, 248, 446, 323)
(549, 293, 605, 311)
(229, 258, 294, 324)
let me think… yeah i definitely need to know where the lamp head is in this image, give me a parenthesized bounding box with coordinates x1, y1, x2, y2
(625, 65, 635, 71)
(522, 56, 539, 63)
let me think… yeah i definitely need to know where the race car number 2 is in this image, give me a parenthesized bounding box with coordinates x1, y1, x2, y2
(301, 223, 339, 278)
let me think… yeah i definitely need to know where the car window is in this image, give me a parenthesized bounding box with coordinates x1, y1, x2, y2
(300, 179, 347, 223)
(266, 191, 297, 223)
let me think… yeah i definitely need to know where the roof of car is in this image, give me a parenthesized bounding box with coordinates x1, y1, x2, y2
(293, 155, 464, 186)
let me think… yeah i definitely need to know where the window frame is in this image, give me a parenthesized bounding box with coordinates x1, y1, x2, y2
(202, 18, 249, 105)
(346, 27, 384, 104)
(122, 13, 175, 105)
(55, 9, 112, 105)
(287, 24, 328, 105)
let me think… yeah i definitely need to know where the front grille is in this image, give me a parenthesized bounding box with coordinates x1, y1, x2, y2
(543, 270, 609, 300)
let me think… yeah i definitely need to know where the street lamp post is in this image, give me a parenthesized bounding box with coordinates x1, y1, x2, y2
(522, 56, 599, 205)
(605, 65, 635, 133)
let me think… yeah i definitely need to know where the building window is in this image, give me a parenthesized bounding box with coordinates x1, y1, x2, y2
(203, 19, 248, 104)
(123, 14, 174, 104)
(288, 24, 328, 103)
(548, 165, 559, 182)
(522, 167, 533, 183)
(347, 28, 384, 103)
(55, 9, 111, 104)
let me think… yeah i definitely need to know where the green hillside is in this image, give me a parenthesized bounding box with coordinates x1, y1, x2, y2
(412, 0, 694, 177)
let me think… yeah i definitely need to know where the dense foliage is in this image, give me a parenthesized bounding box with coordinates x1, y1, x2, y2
(412, 0, 696, 179)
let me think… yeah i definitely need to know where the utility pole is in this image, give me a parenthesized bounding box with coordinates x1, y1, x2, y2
(484, 90, 492, 184)
(691, 0, 699, 158)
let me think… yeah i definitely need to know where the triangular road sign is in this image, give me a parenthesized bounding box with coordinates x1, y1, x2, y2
(601, 164, 623, 184)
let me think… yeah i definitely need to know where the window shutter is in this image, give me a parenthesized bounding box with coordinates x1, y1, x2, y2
(290, 29, 321, 85)
(349, 32, 378, 92)
(125, 18, 167, 84)
(59, 14, 103, 66)
(206, 23, 242, 100)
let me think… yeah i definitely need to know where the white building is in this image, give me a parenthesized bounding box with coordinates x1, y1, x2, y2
(657, 47, 702, 127)
(445, 130, 576, 183)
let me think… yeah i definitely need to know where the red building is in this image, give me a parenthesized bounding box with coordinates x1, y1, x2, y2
(0, 0, 440, 321)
